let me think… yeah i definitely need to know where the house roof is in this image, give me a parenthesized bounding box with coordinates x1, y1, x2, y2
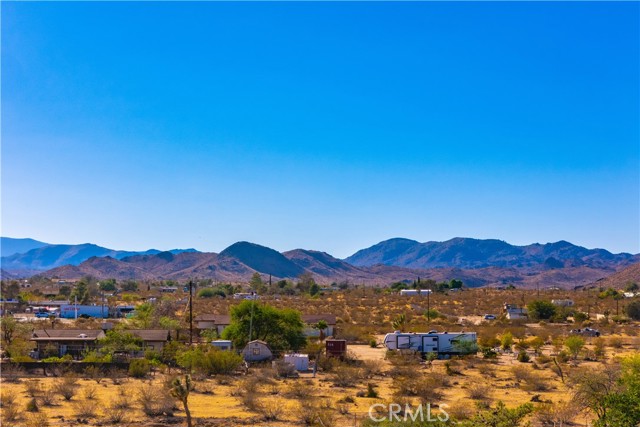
(31, 329, 105, 341)
(302, 314, 337, 325)
(126, 329, 170, 342)
(195, 314, 231, 325)
(246, 340, 269, 346)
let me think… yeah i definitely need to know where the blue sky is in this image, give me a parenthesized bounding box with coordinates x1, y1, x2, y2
(2, 2, 639, 257)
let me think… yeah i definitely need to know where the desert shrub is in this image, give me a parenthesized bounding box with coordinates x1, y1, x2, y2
(112, 391, 131, 410)
(25, 380, 42, 397)
(0, 389, 18, 408)
(286, 381, 313, 399)
(177, 347, 244, 375)
(25, 412, 49, 427)
(362, 360, 384, 377)
(362, 383, 378, 398)
(26, 397, 39, 412)
(394, 376, 444, 403)
(512, 366, 550, 392)
(517, 352, 530, 363)
(608, 337, 623, 349)
(274, 360, 297, 378)
(73, 400, 98, 418)
(300, 403, 335, 427)
(82, 385, 98, 400)
(536, 354, 552, 364)
(467, 383, 492, 400)
(53, 376, 78, 401)
(105, 406, 128, 424)
(129, 359, 151, 378)
(39, 387, 55, 406)
(1, 402, 20, 423)
(481, 347, 498, 359)
(331, 365, 362, 387)
(82, 365, 105, 383)
(137, 384, 175, 416)
(477, 364, 496, 377)
(445, 360, 461, 376)
(533, 401, 579, 427)
(2, 364, 24, 383)
(258, 399, 284, 421)
(556, 351, 570, 363)
(241, 391, 259, 411)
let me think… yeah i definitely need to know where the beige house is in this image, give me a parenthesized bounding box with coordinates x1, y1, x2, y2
(194, 314, 231, 335)
(31, 329, 106, 359)
(302, 314, 337, 337)
(127, 329, 171, 352)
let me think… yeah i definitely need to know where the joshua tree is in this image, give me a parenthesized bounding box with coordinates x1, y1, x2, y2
(170, 375, 193, 427)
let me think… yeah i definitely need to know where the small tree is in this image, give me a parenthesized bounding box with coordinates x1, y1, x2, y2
(527, 300, 557, 321)
(315, 320, 328, 341)
(625, 300, 640, 321)
(501, 332, 514, 352)
(565, 336, 585, 360)
(170, 375, 193, 427)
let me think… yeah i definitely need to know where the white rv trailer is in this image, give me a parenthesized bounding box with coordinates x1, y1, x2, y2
(383, 330, 477, 357)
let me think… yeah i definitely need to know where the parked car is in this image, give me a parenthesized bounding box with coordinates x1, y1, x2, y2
(570, 327, 600, 337)
(35, 311, 53, 318)
(484, 314, 496, 320)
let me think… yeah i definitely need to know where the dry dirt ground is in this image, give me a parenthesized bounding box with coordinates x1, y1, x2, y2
(2, 340, 637, 427)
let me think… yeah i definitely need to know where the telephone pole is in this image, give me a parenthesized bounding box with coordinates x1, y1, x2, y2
(189, 280, 193, 346)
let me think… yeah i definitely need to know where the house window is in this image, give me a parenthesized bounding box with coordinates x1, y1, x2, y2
(147, 345, 154, 350)
(252, 348, 260, 355)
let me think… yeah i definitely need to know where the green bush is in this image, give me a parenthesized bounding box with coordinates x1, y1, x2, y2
(128, 359, 151, 378)
(517, 352, 530, 363)
(177, 347, 244, 375)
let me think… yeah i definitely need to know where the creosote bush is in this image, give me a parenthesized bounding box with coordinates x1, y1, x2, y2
(137, 384, 175, 417)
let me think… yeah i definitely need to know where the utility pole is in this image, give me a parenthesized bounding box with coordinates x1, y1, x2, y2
(189, 280, 193, 346)
(427, 286, 431, 324)
(249, 299, 255, 342)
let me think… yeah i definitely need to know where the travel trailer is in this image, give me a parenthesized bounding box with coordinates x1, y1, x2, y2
(383, 330, 477, 357)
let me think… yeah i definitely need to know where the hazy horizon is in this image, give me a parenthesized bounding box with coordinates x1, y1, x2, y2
(3, 2, 639, 259)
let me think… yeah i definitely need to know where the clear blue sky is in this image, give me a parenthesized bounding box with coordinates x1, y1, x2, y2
(2, 2, 639, 257)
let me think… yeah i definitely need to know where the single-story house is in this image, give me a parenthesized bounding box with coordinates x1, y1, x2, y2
(127, 329, 171, 352)
(503, 303, 528, 320)
(31, 329, 105, 359)
(194, 314, 231, 335)
(242, 340, 273, 362)
(301, 314, 337, 338)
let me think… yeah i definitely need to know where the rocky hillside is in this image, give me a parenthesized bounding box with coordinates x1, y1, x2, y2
(344, 237, 638, 270)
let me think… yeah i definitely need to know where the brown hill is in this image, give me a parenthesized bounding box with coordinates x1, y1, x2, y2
(36, 242, 635, 289)
(590, 262, 640, 289)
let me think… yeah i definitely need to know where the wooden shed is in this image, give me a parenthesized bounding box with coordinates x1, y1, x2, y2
(242, 340, 273, 362)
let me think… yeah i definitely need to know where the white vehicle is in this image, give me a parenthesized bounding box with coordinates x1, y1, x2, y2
(383, 330, 477, 357)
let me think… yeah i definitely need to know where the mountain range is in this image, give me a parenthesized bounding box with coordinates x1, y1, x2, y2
(1, 237, 638, 289)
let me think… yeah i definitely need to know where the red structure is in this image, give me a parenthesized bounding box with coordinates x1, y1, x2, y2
(325, 339, 347, 358)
